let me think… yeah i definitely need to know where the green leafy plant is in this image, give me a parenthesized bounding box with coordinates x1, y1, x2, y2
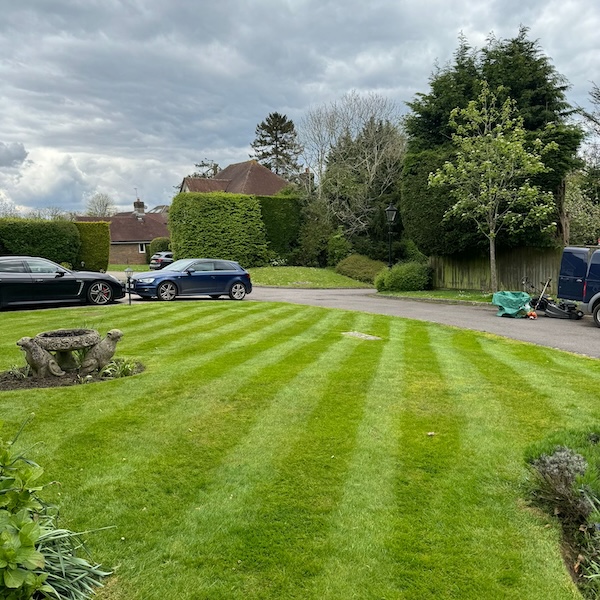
(100, 358, 139, 379)
(375, 261, 432, 291)
(0, 418, 110, 599)
(335, 254, 386, 284)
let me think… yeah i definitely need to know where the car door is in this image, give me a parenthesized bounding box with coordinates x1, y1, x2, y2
(0, 258, 33, 304)
(211, 261, 239, 293)
(25, 258, 82, 301)
(557, 247, 589, 301)
(180, 261, 216, 294)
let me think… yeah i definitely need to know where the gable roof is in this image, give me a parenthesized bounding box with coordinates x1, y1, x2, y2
(180, 160, 288, 196)
(76, 209, 169, 244)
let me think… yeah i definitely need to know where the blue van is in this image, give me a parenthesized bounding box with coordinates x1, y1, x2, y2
(558, 246, 600, 326)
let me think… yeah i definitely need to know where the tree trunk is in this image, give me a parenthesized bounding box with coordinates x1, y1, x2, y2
(489, 236, 498, 292)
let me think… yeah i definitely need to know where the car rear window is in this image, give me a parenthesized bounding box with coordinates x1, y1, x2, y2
(0, 259, 25, 273)
(214, 261, 236, 271)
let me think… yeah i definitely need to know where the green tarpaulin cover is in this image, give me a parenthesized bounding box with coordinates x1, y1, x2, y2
(492, 291, 532, 318)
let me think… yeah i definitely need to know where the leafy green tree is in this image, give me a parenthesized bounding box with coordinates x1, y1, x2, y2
(250, 112, 302, 179)
(565, 171, 600, 244)
(429, 83, 557, 292)
(403, 28, 583, 254)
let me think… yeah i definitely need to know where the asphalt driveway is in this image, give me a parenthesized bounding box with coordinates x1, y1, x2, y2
(248, 287, 600, 359)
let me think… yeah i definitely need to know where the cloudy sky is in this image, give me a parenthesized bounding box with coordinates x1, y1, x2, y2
(0, 0, 597, 214)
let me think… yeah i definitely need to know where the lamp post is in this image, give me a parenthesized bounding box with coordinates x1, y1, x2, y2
(385, 203, 398, 268)
(125, 267, 133, 305)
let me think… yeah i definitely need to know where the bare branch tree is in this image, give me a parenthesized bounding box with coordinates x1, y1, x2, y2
(85, 192, 116, 217)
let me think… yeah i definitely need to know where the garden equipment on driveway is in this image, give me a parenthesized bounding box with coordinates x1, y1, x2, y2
(522, 277, 584, 320)
(492, 291, 532, 318)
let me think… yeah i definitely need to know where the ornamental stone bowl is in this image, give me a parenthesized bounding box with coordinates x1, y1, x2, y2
(34, 329, 101, 371)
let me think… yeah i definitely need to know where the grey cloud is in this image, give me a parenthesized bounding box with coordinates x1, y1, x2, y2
(0, 142, 28, 168)
(0, 0, 597, 212)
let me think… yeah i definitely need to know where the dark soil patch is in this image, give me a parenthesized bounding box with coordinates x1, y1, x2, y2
(0, 364, 144, 392)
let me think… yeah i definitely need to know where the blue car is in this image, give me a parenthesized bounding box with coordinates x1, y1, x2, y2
(130, 258, 252, 301)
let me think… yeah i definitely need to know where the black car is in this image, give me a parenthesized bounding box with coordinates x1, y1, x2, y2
(130, 258, 252, 301)
(0, 256, 125, 309)
(149, 251, 174, 270)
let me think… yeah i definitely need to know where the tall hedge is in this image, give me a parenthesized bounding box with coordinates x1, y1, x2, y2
(256, 194, 302, 258)
(169, 192, 269, 267)
(73, 221, 110, 271)
(0, 218, 80, 266)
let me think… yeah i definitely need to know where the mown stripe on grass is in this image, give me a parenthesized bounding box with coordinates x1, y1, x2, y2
(303, 317, 404, 599)
(428, 327, 577, 599)
(388, 321, 468, 598)
(192, 314, 389, 599)
(102, 312, 381, 598)
(478, 338, 600, 427)
(1, 303, 302, 435)
(40, 305, 326, 468)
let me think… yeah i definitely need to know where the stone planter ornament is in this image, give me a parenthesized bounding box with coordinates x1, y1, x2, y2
(17, 328, 123, 378)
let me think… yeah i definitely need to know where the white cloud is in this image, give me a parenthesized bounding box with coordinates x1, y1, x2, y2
(0, 0, 596, 213)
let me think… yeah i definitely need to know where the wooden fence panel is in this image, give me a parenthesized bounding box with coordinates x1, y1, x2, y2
(430, 247, 564, 293)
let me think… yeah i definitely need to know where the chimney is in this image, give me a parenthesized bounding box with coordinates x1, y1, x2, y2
(133, 199, 145, 215)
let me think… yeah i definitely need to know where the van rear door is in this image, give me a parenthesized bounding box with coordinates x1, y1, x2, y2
(558, 247, 589, 300)
(584, 250, 600, 303)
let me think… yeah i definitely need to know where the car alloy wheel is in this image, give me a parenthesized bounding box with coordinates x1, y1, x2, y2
(157, 281, 177, 301)
(229, 282, 246, 300)
(88, 281, 113, 305)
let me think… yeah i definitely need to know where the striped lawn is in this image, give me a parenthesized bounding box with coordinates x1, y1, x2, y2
(0, 300, 597, 599)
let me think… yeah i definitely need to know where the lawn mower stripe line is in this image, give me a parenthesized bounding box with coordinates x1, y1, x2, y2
(50, 306, 335, 469)
(307, 318, 401, 598)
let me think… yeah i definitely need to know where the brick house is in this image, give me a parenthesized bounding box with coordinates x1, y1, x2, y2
(77, 200, 169, 265)
(179, 160, 289, 195)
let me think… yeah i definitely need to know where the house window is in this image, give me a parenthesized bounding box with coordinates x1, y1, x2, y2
(138, 243, 146, 254)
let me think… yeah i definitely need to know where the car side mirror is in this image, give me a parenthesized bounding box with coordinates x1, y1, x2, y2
(186, 268, 195, 275)
(55, 270, 65, 278)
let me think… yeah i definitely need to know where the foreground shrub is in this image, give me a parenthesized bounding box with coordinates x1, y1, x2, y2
(336, 254, 386, 284)
(527, 431, 600, 599)
(0, 419, 110, 599)
(375, 261, 432, 291)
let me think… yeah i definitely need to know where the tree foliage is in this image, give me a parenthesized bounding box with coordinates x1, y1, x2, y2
(402, 27, 583, 254)
(250, 112, 302, 179)
(321, 117, 406, 237)
(298, 91, 405, 259)
(429, 83, 557, 292)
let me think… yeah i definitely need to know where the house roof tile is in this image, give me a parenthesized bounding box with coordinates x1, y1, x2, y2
(180, 160, 288, 196)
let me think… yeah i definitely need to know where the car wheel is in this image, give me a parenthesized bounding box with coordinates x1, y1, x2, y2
(593, 304, 600, 327)
(157, 281, 177, 301)
(87, 281, 113, 305)
(209, 295, 221, 299)
(229, 282, 246, 300)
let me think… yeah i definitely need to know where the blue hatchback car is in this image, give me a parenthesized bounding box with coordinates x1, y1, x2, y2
(130, 258, 252, 301)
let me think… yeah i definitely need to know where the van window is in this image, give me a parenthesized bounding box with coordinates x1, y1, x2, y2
(560, 248, 588, 278)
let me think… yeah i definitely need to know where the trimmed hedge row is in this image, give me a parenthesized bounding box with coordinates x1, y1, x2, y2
(169, 192, 269, 267)
(0, 218, 81, 266)
(257, 195, 302, 259)
(73, 221, 110, 271)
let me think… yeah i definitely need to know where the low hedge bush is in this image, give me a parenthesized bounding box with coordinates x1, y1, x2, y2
(375, 261, 432, 291)
(335, 254, 386, 284)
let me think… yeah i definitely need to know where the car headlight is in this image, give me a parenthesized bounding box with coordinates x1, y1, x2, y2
(137, 277, 156, 283)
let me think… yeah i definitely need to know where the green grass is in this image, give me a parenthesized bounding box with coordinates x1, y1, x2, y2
(248, 266, 372, 288)
(380, 288, 494, 302)
(109, 264, 150, 273)
(1, 302, 596, 599)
